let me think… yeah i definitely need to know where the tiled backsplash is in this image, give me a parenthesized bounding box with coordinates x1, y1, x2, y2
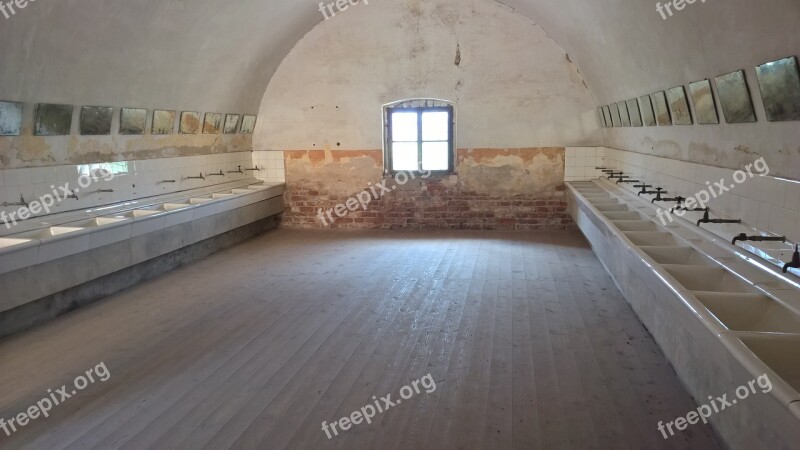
(252, 151, 286, 183)
(567, 146, 800, 244)
(0, 152, 284, 222)
(565, 147, 607, 181)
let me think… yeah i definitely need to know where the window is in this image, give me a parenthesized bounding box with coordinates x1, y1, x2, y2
(385, 101, 454, 174)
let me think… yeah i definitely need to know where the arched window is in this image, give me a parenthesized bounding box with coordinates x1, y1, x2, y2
(383, 99, 455, 174)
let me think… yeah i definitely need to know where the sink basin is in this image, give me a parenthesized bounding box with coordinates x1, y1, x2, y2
(662, 265, 757, 293)
(232, 189, 252, 194)
(212, 192, 235, 199)
(0, 237, 32, 249)
(640, 246, 715, 265)
(594, 204, 629, 212)
(612, 220, 659, 232)
(247, 185, 268, 190)
(693, 292, 800, 333)
(738, 335, 800, 393)
(158, 202, 191, 211)
(189, 197, 215, 204)
(70, 217, 128, 228)
(603, 212, 645, 221)
(114, 210, 162, 219)
(19, 226, 86, 240)
(625, 231, 680, 246)
(589, 199, 620, 205)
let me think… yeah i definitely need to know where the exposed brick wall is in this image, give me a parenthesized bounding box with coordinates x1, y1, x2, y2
(282, 148, 573, 231)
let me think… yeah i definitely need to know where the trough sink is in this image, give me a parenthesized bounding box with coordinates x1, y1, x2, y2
(114, 210, 161, 219)
(738, 335, 800, 393)
(612, 220, 659, 232)
(19, 226, 85, 240)
(70, 217, 128, 228)
(603, 211, 645, 221)
(0, 237, 32, 249)
(594, 204, 629, 212)
(662, 265, 757, 293)
(640, 246, 715, 265)
(693, 292, 800, 334)
(624, 231, 680, 246)
(189, 197, 215, 204)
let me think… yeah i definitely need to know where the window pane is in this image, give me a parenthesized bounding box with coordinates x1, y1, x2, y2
(421, 142, 449, 171)
(391, 112, 418, 142)
(392, 142, 419, 171)
(422, 111, 449, 141)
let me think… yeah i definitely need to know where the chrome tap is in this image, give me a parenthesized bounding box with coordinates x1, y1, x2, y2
(228, 166, 245, 174)
(66, 189, 79, 200)
(187, 173, 206, 181)
(244, 166, 261, 172)
(207, 170, 225, 178)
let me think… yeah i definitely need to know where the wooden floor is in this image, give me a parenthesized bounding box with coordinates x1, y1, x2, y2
(0, 229, 722, 450)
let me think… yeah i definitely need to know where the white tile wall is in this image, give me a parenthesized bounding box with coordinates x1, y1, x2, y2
(251, 151, 286, 183)
(0, 152, 281, 222)
(591, 147, 800, 244)
(565, 147, 607, 182)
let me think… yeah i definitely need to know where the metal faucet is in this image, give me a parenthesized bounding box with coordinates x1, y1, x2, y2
(732, 233, 786, 246)
(2, 195, 29, 208)
(207, 170, 225, 178)
(228, 166, 244, 174)
(634, 184, 653, 195)
(607, 171, 624, 179)
(187, 173, 206, 181)
(160, 180, 177, 184)
(650, 188, 669, 203)
(696, 208, 741, 227)
(244, 166, 261, 172)
(66, 189, 79, 201)
(97, 189, 114, 193)
(783, 245, 800, 273)
(616, 176, 640, 184)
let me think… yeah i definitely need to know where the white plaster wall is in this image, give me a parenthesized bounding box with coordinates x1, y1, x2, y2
(253, 0, 602, 150)
(503, 0, 800, 180)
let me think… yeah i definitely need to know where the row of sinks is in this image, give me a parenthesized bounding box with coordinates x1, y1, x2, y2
(572, 182, 800, 404)
(0, 184, 271, 252)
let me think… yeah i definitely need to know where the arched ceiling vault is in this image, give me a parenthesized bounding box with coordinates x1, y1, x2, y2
(0, 0, 798, 114)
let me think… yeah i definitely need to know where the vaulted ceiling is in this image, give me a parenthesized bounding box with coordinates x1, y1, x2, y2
(0, 0, 797, 112)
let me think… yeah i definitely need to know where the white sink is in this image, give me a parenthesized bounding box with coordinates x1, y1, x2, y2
(612, 220, 659, 232)
(19, 226, 86, 240)
(594, 204, 629, 212)
(115, 210, 162, 219)
(190, 197, 215, 204)
(663, 265, 757, 293)
(154, 202, 191, 211)
(589, 198, 621, 205)
(738, 335, 800, 393)
(212, 192, 235, 199)
(693, 292, 800, 333)
(603, 211, 645, 221)
(232, 189, 252, 194)
(0, 237, 32, 249)
(640, 246, 715, 265)
(624, 231, 680, 246)
(70, 217, 128, 228)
